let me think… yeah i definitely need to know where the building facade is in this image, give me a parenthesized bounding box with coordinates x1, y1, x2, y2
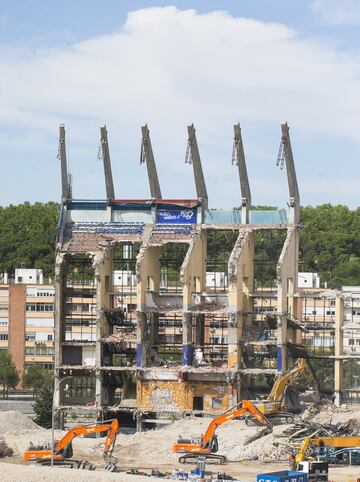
(0, 269, 55, 376)
(53, 122, 302, 427)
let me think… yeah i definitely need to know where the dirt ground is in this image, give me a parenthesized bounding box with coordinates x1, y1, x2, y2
(0, 458, 359, 482)
(0, 410, 358, 482)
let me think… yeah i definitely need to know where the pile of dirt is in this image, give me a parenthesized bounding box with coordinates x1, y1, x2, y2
(0, 411, 48, 455)
(110, 417, 292, 464)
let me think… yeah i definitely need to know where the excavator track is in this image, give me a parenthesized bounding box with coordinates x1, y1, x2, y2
(38, 459, 96, 470)
(179, 453, 227, 464)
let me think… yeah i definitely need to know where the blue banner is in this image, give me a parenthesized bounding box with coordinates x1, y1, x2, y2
(157, 209, 197, 224)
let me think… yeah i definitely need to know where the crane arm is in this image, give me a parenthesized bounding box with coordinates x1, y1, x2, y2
(201, 400, 271, 448)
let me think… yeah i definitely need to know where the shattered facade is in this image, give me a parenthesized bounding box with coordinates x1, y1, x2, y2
(54, 122, 303, 428)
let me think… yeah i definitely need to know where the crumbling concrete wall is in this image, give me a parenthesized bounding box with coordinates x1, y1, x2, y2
(137, 378, 231, 413)
(227, 229, 254, 368)
(180, 232, 207, 365)
(276, 226, 299, 372)
(136, 244, 161, 367)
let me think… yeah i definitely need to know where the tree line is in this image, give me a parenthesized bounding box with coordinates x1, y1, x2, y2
(1, 202, 360, 288)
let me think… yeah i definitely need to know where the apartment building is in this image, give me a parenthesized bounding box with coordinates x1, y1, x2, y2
(0, 269, 55, 376)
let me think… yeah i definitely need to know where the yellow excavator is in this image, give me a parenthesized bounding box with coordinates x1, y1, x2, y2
(292, 435, 360, 466)
(252, 358, 318, 424)
(172, 399, 272, 464)
(290, 435, 360, 478)
(23, 418, 119, 471)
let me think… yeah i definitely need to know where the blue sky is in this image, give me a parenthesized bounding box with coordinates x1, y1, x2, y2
(1, 0, 360, 208)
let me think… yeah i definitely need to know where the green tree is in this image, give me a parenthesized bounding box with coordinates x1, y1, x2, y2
(33, 373, 53, 428)
(0, 351, 20, 399)
(0, 202, 59, 278)
(22, 365, 53, 396)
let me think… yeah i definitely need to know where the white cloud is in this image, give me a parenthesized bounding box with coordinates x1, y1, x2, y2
(1, 6, 360, 206)
(310, 0, 360, 25)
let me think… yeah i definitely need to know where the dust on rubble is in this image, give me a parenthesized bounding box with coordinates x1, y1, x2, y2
(0, 403, 359, 481)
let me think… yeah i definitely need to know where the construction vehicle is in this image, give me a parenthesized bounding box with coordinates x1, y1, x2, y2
(173, 399, 272, 464)
(293, 435, 360, 467)
(23, 418, 119, 470)
(252, 358, 318, 424)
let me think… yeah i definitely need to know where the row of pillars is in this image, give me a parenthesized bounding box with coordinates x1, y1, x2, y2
(58, 123, 300, 226)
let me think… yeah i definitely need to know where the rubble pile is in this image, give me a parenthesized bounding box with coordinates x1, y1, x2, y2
(0, 437, 13, 458)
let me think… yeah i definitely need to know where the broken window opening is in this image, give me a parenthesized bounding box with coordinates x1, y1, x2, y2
(192, 314, 229, 367)
(206, 230, 238, 293)
(159, 243, 189, 294)
(64, 254, 96, 343)
(151, 313, 182, 364)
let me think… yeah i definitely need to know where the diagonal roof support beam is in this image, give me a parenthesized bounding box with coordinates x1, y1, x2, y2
(233, 123, 251, 224)
(281, 123, 300, 225)
(58, 124, 71, 204)
(140, 124, 162, 199)
(186, 124, 208, 210)
(100, 125, 115, 201)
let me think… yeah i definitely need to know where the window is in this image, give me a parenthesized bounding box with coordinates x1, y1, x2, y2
(26, 303, 54, 312)
(0, 320, 8, 326)
(349, 339, 355, 346)
(47, 334, 53, 341)
(192, 396, 203, 410)
(0, 334, 8, 341)
(212, 397, 222, 409)
(18, 277, 23, 282)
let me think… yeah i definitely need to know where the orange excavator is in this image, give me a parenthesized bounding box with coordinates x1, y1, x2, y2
(23, 418, 119, 471)
(172, 400, 272, 464)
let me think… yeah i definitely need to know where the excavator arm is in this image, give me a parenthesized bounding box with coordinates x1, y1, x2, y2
(173, 400, 272, 463)
(23, 419, 119, 464)
(267, 358, 315, 404)
(201, 400, 272, 448)
(292, 435, 360, 468)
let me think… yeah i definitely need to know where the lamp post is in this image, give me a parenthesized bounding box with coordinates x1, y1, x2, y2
(51, 376, 72, 467)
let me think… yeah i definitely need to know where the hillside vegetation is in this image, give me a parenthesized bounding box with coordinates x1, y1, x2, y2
(0, 202, 360, 288)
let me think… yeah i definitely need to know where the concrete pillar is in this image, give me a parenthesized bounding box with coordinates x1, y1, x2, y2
(95, 247, 114, 404)
(182, 312, 193, 366)
(54, 253, 67, 369)
(181, 233, 207, 366)
(136, 245, 161, 367)
(276, 227, 299, 373)
(227, 229, 254, 368)
(136, 312, 148, 367)
(334, 296, 344, 406)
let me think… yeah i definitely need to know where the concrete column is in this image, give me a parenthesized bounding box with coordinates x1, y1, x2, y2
(54, 253, 67, 369)
(136, 312, 148, 367)
(334, 296, 344, 406)
(182, 312, 193, 366)
(181, 233, 207, 366)
(136, 245, 161, 367)
(227, 229, 254, 368)
(95, 247, 113, 405)
(276, 227, 299, 373)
